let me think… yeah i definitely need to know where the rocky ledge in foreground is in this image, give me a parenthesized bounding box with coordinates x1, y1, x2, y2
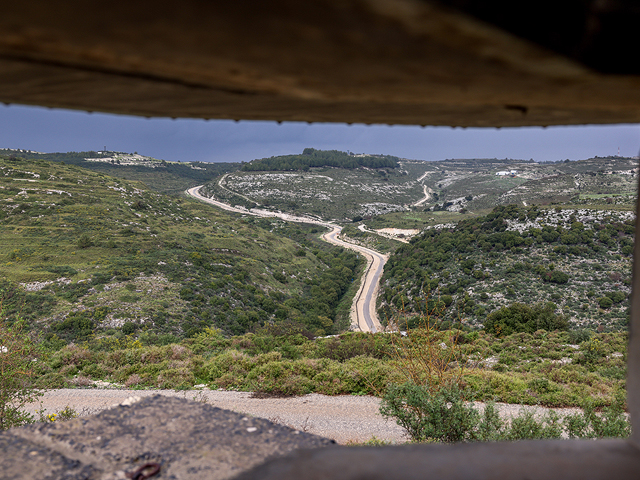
(0, 395, 334, 480)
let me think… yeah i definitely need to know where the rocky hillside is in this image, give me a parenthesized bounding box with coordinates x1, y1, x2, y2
(379, 204, 633, 332)
(204, 152, 637, 223)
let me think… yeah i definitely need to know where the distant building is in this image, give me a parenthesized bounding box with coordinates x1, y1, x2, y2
(496, 170, 517, 176)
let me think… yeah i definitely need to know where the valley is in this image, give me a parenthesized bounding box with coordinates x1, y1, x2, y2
(0, 148, 636, 437)
(186, 185, 384, 332)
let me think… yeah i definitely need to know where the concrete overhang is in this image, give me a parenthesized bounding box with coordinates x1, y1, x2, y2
(0, 0, 639, 126)
(2, 2, 640, 478)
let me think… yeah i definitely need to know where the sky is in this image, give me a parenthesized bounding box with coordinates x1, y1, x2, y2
(0, 104, 638, 164)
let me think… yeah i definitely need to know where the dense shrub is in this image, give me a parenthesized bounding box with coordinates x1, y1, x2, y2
(380, 383, 480, 443)
(598, 297, 613, 309)
(380, 382, 629, 443)
(542, 270, 570, 284)
(484, 303, 569, 336)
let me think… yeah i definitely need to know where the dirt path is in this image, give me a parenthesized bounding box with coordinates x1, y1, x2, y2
(413, 185, 433, 206)
(25, 389, 584, 445)
(24, 389, 405, 444)
(186, 186, 385, 332)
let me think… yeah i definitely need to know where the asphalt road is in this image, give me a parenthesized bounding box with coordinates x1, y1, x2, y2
(186, 186, 385, 332)
(321, 227, 386, 332)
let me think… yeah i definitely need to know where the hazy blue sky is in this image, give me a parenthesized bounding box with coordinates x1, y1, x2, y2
(0, 104, 638, 163)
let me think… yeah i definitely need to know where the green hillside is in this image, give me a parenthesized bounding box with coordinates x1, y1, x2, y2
(0, 156, 362, 341)
(204, 153, 638, 224)
(379, 204, 633, 332)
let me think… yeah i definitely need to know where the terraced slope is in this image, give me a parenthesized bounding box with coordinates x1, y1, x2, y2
(202, 168, 423, 222)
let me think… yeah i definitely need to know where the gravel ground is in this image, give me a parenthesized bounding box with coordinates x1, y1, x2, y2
(23, 389, 584, 444)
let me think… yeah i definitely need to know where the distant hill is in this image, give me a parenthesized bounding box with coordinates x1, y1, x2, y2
(0, 149, 240, 195)
(205, 155, 638, 222)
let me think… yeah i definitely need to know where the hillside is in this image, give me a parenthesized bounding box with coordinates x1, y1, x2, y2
(379, 204, 633, 332)
(203, 153, 637, 223)
(0, 155, 362, 341)
(0, 148, 239, 195)
(401, 156, 637, 212)
(202, 149, 421, 221)
(0, 152, 633, 412)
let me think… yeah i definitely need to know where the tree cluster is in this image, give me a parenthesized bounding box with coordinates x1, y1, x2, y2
(241, 148, 399, 171)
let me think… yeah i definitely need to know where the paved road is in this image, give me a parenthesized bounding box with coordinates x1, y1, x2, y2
(321, 227, 386, 332)
(186, 186, 385, 332)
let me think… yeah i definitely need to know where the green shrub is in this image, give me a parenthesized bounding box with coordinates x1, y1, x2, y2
(202, 350, 251, 382)
(380, 382, 479, 443)
(156, 368, 195, 389)
(484, 303, 569, 337)
(247, 359, 318, 396)
(76, 234, 93, 249)
(564, 398, 630, 439)
(606, 291, 626, 303)
(273, 272, 287, 283)
(506, 410, 563, 440)
(80, 363, 109, 379)
(541, 269, 569, 284)
(598, 296, 613, 309)
(338, 355, 392, 395)
(380, 382, 629, 443)
(0, 319, 41, 430)
(121, 322, 137, 335)
(568, 329, 592, 344)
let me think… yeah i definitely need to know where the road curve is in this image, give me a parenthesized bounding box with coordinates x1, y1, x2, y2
(186, 186, 385, 332)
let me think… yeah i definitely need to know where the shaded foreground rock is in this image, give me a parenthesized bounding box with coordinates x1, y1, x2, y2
(0, 395, 334, 480)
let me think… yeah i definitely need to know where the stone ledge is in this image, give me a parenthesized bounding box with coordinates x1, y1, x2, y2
(0, 395, 334, 480)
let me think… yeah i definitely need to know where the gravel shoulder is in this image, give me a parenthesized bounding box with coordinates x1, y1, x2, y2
(24, 389, 583, 444)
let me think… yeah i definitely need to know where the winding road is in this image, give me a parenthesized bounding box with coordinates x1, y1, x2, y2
(186, 186, 385, 332)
